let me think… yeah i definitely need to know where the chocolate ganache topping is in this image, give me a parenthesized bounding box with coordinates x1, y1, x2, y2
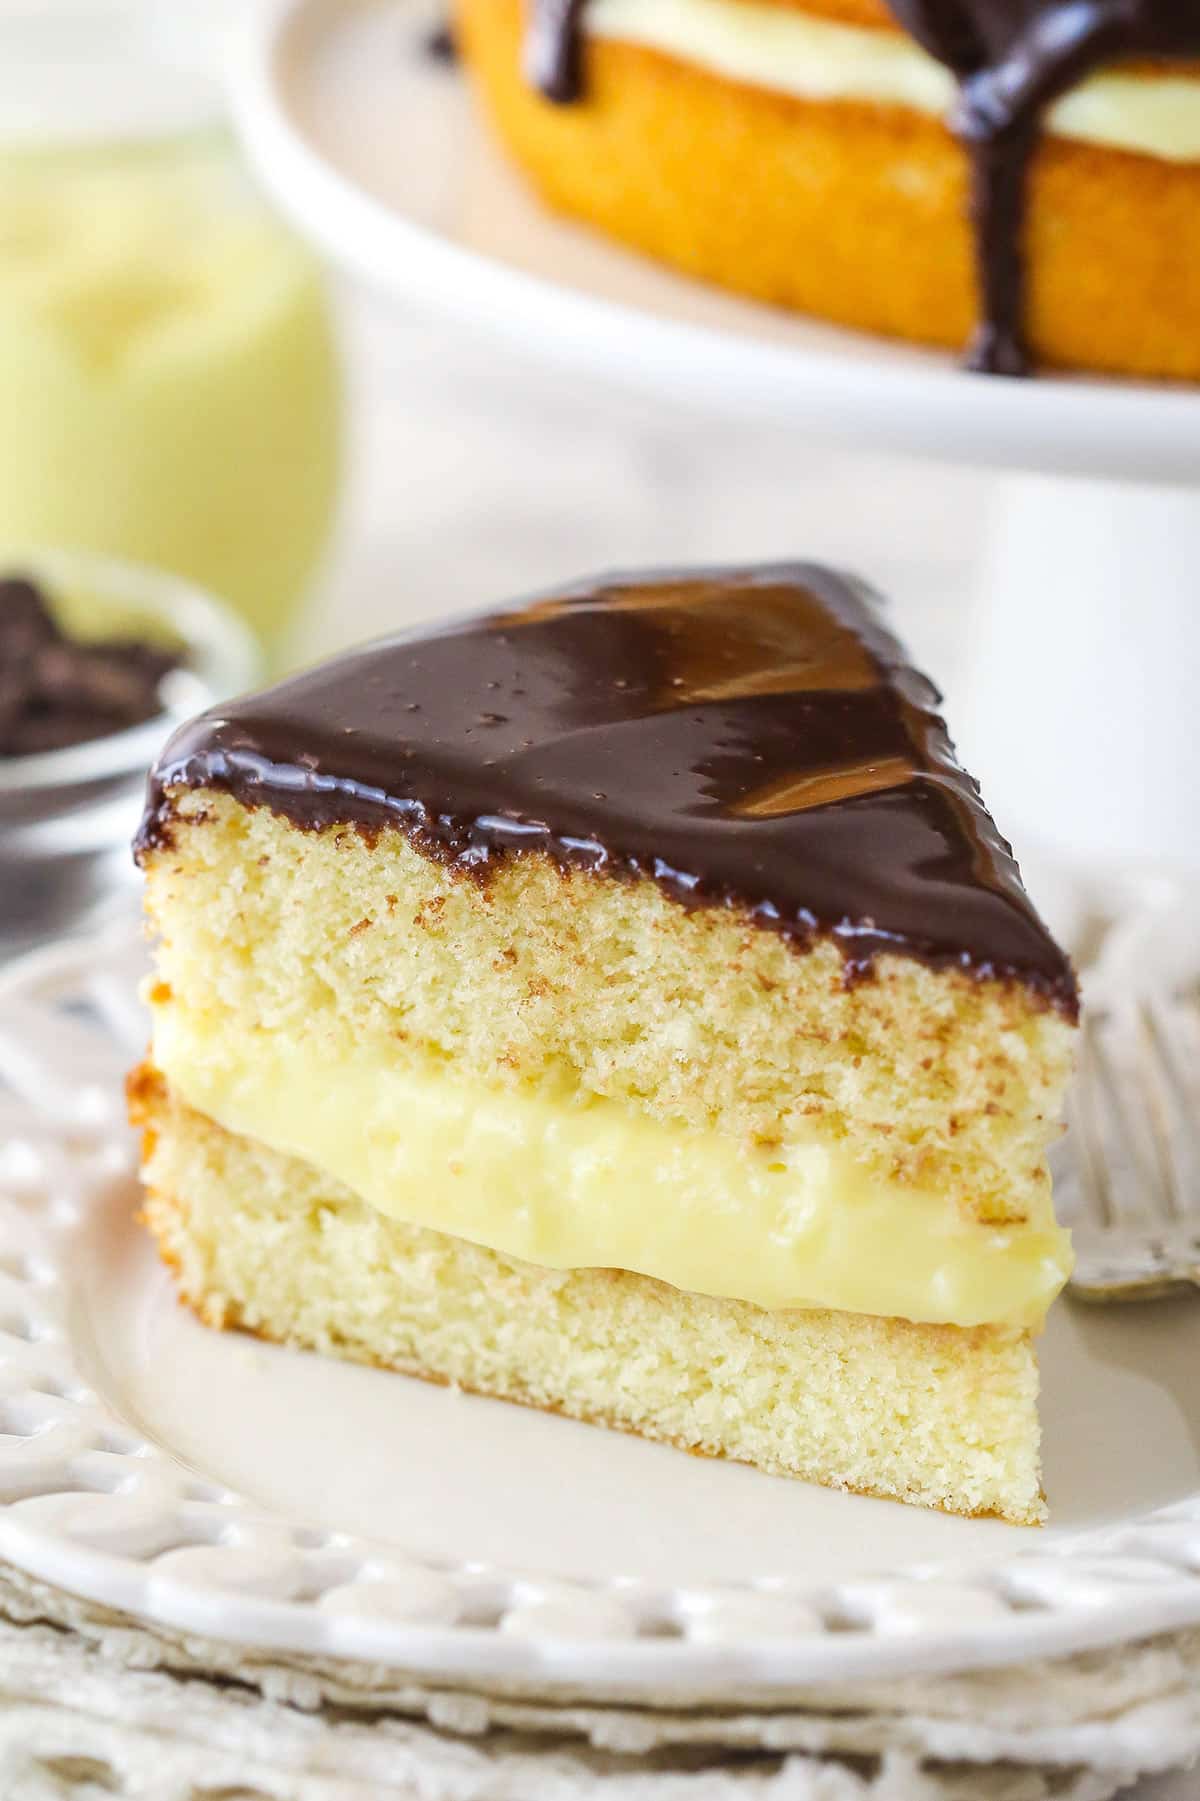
(138, 564, 1076, 1011)
(524, 0, 1200, 375)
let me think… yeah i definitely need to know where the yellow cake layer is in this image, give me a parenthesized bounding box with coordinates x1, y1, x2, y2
(132, 1067, 1047, 1523)
(152, 996, 1070, 1329)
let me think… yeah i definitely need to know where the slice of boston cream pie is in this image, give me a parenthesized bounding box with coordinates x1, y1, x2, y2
(130, 564, 1076, 1523)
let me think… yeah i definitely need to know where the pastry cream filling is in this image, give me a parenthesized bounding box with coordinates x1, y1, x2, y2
(150, 1002, 1072, 1332)
(587, 0, 1200, 162)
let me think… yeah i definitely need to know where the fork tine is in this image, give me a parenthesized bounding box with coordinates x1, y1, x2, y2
(1063, 1027, 1113, 1228)
(1066, 980, 1200, 1302)
(1179, 989, 1200, 1107)
(1174, 991, 1200, 1214)
(1086, 1010, 1171, 1224)
(1138, 998, 1199, 1219)
(1153, 991, 1200, 1116)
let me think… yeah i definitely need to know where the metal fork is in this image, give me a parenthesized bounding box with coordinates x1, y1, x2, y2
(1055, 984, 1200, 1301)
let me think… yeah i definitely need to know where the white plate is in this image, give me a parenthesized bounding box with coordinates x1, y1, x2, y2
(231, 0, 1200, 486)
(2, 927, 1200, 1703)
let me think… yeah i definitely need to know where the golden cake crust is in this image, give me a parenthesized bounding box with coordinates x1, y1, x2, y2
(457, 0, 1200, 379)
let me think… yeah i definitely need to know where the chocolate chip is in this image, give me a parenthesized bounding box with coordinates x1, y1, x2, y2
(0, 576, 183, 757)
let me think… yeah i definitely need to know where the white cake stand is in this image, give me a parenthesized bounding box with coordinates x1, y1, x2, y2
(231, 0, 1200, 870)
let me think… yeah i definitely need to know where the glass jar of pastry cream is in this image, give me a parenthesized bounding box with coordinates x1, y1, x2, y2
(0, 4, 342, 652)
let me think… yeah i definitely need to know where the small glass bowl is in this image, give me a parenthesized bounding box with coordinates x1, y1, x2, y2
(0, 549, 259, 957)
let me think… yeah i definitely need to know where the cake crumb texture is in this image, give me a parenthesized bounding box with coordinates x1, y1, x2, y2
(142, 793, 1074, 1229)
(132, 1067, 1047, 1524)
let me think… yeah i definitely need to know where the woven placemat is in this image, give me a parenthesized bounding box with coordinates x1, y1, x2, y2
(0, 1565, 1196, 1800)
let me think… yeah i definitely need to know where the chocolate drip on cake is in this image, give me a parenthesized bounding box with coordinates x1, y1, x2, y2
(522, 0, 1200, 374)
(524, 0, 589, 100)
(886, 0, 1200, 373)
(138, 564, 1077, 1013)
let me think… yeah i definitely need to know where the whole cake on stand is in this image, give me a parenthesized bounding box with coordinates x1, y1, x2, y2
(472, 0, 1200, 378)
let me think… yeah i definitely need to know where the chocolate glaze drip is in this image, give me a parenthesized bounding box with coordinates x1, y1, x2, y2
(138, 564, 1077, 1014)
(523, 0, 1200, 374)
(524, 0, 589, 99)
(887, 0, 1200, 373)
